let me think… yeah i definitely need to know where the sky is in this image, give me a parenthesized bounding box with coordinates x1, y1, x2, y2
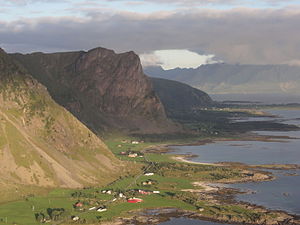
(1, 0, 300, 69)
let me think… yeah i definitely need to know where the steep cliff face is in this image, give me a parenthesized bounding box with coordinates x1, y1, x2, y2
(12, 47, 177, 134)
(0, 48, 128, 190)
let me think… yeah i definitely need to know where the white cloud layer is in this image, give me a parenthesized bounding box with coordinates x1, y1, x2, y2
(1, 7, 300, 65)
(140, 50, 220, 69)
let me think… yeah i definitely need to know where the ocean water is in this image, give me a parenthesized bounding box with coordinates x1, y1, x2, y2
(168, 109, 300, 215)
(158, 218, 226, 225)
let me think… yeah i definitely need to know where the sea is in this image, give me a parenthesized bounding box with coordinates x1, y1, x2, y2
(159, 109, 300, 224)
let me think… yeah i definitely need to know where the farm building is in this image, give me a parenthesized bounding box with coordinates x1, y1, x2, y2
(97, 207, 107, 212)
(138, 189, 152, 195)
(144, 172, 154, 176)
(127, 198, 143, 203)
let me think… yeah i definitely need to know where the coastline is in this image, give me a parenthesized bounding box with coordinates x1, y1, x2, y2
(172, 155, 220, 166)
(133, 131, 300, 225)
(4, 109, 300, 225)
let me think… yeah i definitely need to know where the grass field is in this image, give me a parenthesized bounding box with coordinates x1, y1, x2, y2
(0, 136, 290, 225)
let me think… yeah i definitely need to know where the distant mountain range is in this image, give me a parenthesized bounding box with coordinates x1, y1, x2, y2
(144, 64, 300, 96)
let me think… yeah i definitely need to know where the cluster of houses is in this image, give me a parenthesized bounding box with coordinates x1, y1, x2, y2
(120, 139, 144, 144)
(101, 188, 160, 197)
(141, 179, 156, 186)
(70, 169, 160, 222)
(119, 150, 144, 158)
(71, 187, 161, 221)
(138, 189, 160, 195)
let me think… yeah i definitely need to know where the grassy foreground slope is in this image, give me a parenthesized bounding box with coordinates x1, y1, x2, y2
(0, 48, 132, 201)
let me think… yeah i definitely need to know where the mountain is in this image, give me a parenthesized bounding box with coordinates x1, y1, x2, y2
(0, 48, 127, 191)
(150, 77, 213, 118)
(11, 48, 178, 135)
(144, 64, 300, 96)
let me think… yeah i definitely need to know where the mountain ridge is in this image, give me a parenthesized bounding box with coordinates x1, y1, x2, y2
(0, 48, 128, 192)
(11, 47, 180, 135)
(144, 64, 300, 96)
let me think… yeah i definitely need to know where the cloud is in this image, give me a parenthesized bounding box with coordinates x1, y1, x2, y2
(105, 0, 300, 7)
(5, 0, 298, 7)
(1, 7, 300, 65)
(140, 49, 220, 69)
(1, 0, 67, 5)
(140, 52, 163, 68)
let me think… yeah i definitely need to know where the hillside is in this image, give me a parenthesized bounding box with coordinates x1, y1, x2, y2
(145, 64, 300, 96)
(150, 77, 213, 118)
(0, 48, 128, 195)
(11, 48, 178, 135)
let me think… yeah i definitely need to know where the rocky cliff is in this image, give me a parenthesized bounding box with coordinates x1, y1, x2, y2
(0, 48, 128, 193)
(12, 47, 178, 135)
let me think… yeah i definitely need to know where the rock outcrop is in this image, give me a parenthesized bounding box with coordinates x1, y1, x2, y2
(12, 47, 178, 135)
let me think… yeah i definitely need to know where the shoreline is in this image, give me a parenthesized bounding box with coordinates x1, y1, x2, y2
(172, 155, 221, 166)
(144, 131, 298, 155)
(134, 132, 300, 225)
(79, 108, 300, 224)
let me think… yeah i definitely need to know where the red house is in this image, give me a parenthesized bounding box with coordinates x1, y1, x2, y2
(138, 190, 151, 195)
(74, 201, 83, 207)
(127, 198, 143, 203)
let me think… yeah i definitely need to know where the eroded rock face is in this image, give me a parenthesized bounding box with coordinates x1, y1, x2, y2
(12, 47, 178, 134)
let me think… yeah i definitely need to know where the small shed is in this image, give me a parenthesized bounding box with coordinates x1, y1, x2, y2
(97, 207, 107, 212)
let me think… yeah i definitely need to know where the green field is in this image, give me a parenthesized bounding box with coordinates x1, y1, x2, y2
(0, 137, 289, 225)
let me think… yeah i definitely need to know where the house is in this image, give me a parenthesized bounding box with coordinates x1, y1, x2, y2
(127, 198, 143, 203)
(119, 193, 125, 198)
(131, 141, 139, 144)
(72, 216, 80, 221)
(142, 181, 151, 185)
(138, 189, 151, 195)
(88, 207, 96, 211)
(128, 153, 138, 158)
(74, 201, 83, 208)
(153, 191, 160, 194)
(102, 190, 112, 194)
(144, 172, 154, 176)
(97, 207, 107, 212)
(142, 180, 153, 186)
(117, 144, 122, 148)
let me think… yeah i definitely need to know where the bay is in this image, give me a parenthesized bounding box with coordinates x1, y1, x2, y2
(168, 109, 300, 215)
